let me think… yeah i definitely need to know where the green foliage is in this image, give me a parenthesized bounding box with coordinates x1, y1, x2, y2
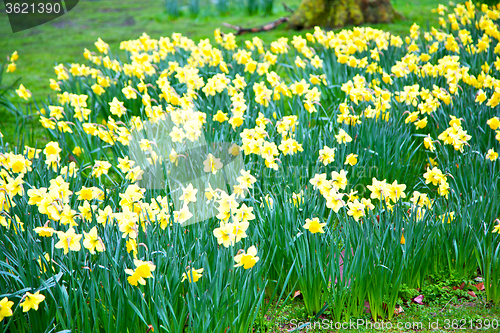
(2, 0, 500, 331)
(164, 0, 275, 18)
(477, 0, 500, 7)
(165, 0, 179, 17)
(0, 60, 19, 116)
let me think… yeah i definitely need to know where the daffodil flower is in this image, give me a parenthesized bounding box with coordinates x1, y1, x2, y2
(203, 153, 223, 174)
(55, 227, 82, 254)
(234, 246, 260, 269)
(303, 217, 326, 234)
(20, 291, 45, 312)
(181, 267, 204, 283)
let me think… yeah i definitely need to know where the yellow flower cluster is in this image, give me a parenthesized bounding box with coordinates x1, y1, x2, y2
(6, 50, 17, 73)
(3, 3, 500, 319)
(437, 116, 472, 152)
(423, 167, 450, 198)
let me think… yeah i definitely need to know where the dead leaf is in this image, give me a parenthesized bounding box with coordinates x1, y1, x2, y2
(413, 295, 424, 304)
(453, 282, 466, 290)
(474, 282, 485, 291)
(467, 291, 477, 298)
(293, 290, 301, 298)
(394, 305, 404, 315)
(364, 300, 371, 313)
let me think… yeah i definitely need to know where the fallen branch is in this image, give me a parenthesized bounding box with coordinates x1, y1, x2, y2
(222, 17, 289, 36)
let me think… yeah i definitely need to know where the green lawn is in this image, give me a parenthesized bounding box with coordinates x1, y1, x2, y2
(267, 295, 500, 332)
(0, 0, 439, 145)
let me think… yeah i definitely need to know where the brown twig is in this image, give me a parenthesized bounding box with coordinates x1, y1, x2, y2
(437, 298, 453, 314)
(282, 2, 294, 13)
(222, 17, 289, 36)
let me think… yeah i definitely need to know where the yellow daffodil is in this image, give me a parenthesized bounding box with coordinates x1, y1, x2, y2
(486, 148, 498, 161)
(234, 246, 259, 269)
(487, 117, 500, 130)
(34, 226, 55, 237)
(493, 220, 500, 234)
(213, 110, 228, 123)
(55, 227, 82, 254)
(303, 217, 326, 234)
(0, 297, 14, 321)
(344, 153, 358, 166)
(10, 51, 18, 61)
(213, 223, 234, 247)
(319, 146, 336, 165)
(335, 129, 352, 144)
(91, 160, 112, 178)
(83, 226, 105, 254)
(347, 200, 365, 221)
(203, 153, 223, 174)
(6, 62, 16, 73)
(125, 260, 156, 286)
(173, 205, 193, 224)
(20, 291, 45, 312)
(181, 267, 204, 283)
(16, 84, 31, 100)
(179, 184, 198, 204)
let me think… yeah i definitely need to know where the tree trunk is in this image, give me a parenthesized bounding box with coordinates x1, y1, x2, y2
(288, 0, 397, 30)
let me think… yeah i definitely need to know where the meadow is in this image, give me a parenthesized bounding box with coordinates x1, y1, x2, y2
(0, 0, 439, 146)
(1, 0, 500, 332)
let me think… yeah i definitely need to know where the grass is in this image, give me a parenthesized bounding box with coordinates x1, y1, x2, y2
(265, 296, 500, 332)
(0, 0, 439, 146)
(262, 269, 500, 331)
